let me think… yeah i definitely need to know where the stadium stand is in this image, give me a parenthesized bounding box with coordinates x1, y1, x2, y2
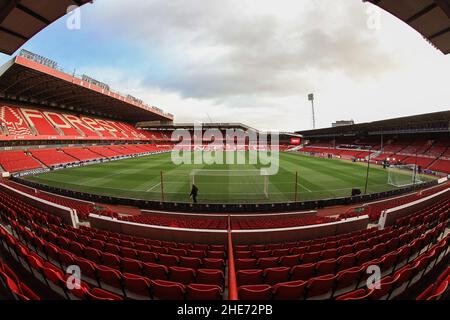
(61, 148, 102, 162)
(298, 131, 450, 174)
(0, 173, 449, 300)
(29, 149, 78, 167)
(0, 151, 42, 173)
(0, 105, 158, 141)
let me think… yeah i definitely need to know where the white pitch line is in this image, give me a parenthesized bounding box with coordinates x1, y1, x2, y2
(146, 182, 161, 192)
(298, 182, 312, 192)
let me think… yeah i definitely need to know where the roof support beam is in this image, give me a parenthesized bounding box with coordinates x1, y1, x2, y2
(406, 3, 437, 23)
(434, 0, 450, 18)
(0, 0, 20, 23)
(0, 25, 27, 41)
(14, 77, 59, 96)
(16, 4, 50, 25)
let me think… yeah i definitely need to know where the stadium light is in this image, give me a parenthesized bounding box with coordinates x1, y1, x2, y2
(308, 93, 316, 129)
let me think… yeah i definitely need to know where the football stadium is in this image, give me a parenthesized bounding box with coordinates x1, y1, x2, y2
(0, 0, 449, 307)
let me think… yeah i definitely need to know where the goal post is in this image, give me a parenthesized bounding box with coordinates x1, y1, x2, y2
(387, 164, 423, 188)
(190, 169, 270, 199)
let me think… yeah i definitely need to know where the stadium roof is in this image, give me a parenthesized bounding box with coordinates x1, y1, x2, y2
(366, 0, 450, 54)
(0, 54, 174, 123)
(137, 123, 303, 137)
(0, 0, 92, 55)
(297, 111, 450, 137)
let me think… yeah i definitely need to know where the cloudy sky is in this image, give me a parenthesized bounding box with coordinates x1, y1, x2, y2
(0, 0, 449, 131)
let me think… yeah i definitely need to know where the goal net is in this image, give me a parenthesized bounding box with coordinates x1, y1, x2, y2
(387, 164, 423, 188)
(190, 169, 270, 200)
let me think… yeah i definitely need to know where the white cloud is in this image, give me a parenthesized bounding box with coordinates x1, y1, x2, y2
(80, 0, 449, 131)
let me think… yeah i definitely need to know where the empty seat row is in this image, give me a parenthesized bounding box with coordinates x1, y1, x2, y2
(234, 227, 413, 268)
(239, 233, 450, 300)
(0, 227, 223, 300)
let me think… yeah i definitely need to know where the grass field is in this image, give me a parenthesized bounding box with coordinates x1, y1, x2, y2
(24, 152, 435, 204)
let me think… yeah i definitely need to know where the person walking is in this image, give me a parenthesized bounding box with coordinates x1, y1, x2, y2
(190, 184, 199, 203)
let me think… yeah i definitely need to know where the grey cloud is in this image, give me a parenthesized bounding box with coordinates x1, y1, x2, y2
(94, 0, 399, 100)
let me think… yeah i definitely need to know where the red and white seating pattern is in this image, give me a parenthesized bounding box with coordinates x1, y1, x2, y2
(0, 105, 148, 141)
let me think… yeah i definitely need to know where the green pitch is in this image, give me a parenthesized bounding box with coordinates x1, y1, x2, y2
(24, 152, 435, 204)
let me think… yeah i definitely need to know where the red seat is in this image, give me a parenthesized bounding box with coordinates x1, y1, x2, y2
(73, 256, 97, 285)
(207, 251, 225, 259)
(69, 242, 85, 257)
(84, 247, 102, 264)
(425, 280, 449, 300)
(187, 250, 205, 258)
(152, 246, 168, 254)
(104, 243, 121, 255)
(380, 252, 398, 275)
(203, 258, 225, 270)
(353, 241, 367, 252)
(186, 284, 223, 300)
(237, 269, 264, 286)
(335, 289, 371, 300)
(121, 247, 138, 259)
(151, 280, 185, 300)
(337, 254, 356, 272)
(301, 251, 321, 263)
(235, 251, 252, 259)
(263, 267, 290, 285)
(338, 245, 354, 256)
(102, 252, 121, 269)
(321, 248, 338, 260)
(236, 259, 257, 270)
(272, 280, 307, 300)
(316, 259, 336, 276)
(179, 256, 202, 269)
(309, 244, 323, 252)
(123, 273, 152, 300)
(138, 251, 158, 263)
(169, 266, 196, 285)
(65, 278, 90, 300)
(258, 257, 279, 269)
(279, 255, 300, 268)
(291, 263, 315, 281)
(158, 254, 179, 266)
(58, 250, 75, 268)
(168, 248, 187, 256)
(210, 245, 225, 251)
(272, 248, 290, 257)
(90, 239, 105, 251)
(253, 250, 271, 259)
(96, 265, 124, 295)
(41, 262, 67, 298)
(121, 258, 143, 275)
(368, 275, 397, 300)
(356, 249, 372, 264)
(142, 262, 169, 280)
(196, 269, 224, 287)
(87, 288, 123, 300)
(306, 275, 336, 300)
(334, 267, 362, 296)
(193, 244, 209, 251)
(291, 247, 307, 255)
(238, 284, 272, 300)
(390, 265, 415, 299)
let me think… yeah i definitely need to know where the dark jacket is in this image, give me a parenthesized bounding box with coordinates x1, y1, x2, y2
(190, 185, 199, 197)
